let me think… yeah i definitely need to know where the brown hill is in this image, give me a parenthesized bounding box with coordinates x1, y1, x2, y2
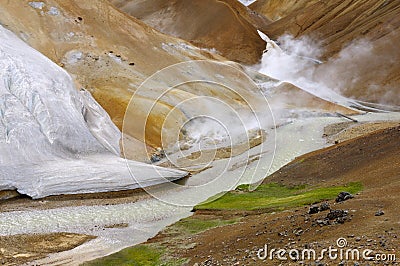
(110, 0, 271, 64)
(251, 0, 400, 106)
(253, 0, 400, 58)
(249, 0, 319, 21)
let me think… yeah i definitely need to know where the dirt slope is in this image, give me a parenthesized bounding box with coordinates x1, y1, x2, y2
(250, 0, 320, 21)
(0, 233, 95, 265)
(110, 0, 271, 64)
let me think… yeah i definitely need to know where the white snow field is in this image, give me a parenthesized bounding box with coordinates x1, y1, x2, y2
(0, 25, 187, 198)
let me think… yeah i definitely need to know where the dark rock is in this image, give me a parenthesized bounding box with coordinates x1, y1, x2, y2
(335, 192, 354, 202)
(150, 154, 162, 163)
(294, 229, 303, 236)
(319, 202, 330, 211)
(327, 209, 348, 220)
(309, 205, 320, 214)
(375, 210, 385, 216)
(316, 219, 330, 226)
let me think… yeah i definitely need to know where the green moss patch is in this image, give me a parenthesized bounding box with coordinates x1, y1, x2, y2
(82, 244, 184, 266)
(194, 182, 362, 211)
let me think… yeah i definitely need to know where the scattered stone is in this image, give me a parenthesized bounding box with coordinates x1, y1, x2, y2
(309, 205, 320, 214)
(150, 148, 165, 163)
(375, 210, 385, 216)
(294, 229, 303, 236)
(355, 237, 361, 242)
(278, 231, 288, 237)
(335, 192, 354, 202)
(314, 218, 330, 227)
(327, 209, 348, 220)
(103, 223, 129, 229)
(319, 202, 330, 211)
(324, 209, 351, 224)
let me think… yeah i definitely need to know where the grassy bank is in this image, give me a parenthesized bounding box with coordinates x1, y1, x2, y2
(82, 244, 185, 266)
(194, 182, 363, 211)
(82, 216, 237, 266)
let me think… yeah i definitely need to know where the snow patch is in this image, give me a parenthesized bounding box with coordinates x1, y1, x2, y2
(237, 0, 257, 6)
(64, 50, 83, 64)
(0, 25, 187, 198)
(47, 6, 60, 16)
(28, 2, 45, 10)
(107, 52, 123, 64)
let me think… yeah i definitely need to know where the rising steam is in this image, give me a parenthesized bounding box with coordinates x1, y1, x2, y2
(257, 32, 400, 107)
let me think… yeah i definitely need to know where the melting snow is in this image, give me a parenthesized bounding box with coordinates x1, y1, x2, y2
(64, 50, 83, 64)
(0, 25, 187, 198)
(28, 2, 45, 10)
(237, 0, 257, 6)
(47, 6, 60, 16)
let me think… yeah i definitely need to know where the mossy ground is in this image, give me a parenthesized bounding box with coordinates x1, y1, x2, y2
(194, 182, 363, 211)
(82, 244, 185, 266)
(82, 216, 237, 266)
(171, 216, 238, 234)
